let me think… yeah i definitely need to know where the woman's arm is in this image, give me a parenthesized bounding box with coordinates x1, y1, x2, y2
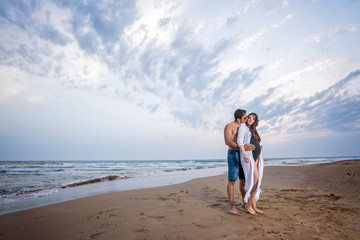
(237, 125, 249, 163)
(240, 145, 249, 163)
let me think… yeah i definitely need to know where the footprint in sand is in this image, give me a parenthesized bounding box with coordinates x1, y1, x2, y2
(192, 222, 206, 229)
(136, 229, 150, 233)
(148, 215, 166, 220)
(90, 232, 103, 239)
(328, 193, 342, 200)
(209, 203, 222, 209)
(217, 196, 228, 203)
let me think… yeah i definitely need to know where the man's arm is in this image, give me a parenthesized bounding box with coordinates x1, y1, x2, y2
(224, 125, 238, 149)
(245, 143, 255, 151)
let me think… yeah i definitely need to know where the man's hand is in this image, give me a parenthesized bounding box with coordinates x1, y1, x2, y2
(244, 143, 255, 151)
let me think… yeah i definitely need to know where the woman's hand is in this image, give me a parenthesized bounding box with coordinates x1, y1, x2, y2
(244, 153, 249, 163)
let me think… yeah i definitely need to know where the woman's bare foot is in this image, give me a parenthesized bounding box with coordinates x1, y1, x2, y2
(254, 207, 264, 214)
(245, 204, 256, 215)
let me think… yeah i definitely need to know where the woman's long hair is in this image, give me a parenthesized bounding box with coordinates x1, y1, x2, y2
(247, 113, 261, 144)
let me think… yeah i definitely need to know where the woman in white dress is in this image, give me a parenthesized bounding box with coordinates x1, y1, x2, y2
(237, 113, 264, 215)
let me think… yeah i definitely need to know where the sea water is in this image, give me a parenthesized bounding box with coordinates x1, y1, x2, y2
(0, 157, 359, 214)
(0, 159, 225, 204)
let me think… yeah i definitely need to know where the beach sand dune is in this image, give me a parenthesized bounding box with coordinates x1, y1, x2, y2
(0, 160, 359, 240)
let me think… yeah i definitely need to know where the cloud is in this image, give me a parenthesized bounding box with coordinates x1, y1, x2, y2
(304, 70, 360, 132)
(38, 24, 70, 46)
(0, 0, 275, 129)
(0, 1, 71, 46)
(226, 0, 257, 26)
(0, 0, 36, 29)
(212, 67, 263, 101)
(303, 26, 358, 53)
(237, 14, 293, 51)
(0, 0, 359, 138)
(248, 70, 360, 136)
(53, 0, 137, 53)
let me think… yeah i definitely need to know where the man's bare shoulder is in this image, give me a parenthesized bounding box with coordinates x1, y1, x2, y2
(225, 121, 239, 131)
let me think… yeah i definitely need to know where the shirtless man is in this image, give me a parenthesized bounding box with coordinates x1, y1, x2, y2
(224, 109, 255, 216)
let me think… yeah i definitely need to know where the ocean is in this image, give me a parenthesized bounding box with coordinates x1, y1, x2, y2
(0, 156, 359, 214)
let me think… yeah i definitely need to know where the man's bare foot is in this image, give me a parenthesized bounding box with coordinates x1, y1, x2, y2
(254, 207, 264, 214)
(228, 208, 241, 216)
(245, 204, 256, 215)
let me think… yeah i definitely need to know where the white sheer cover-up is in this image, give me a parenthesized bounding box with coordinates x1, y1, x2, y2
(237, 123, 264, 203)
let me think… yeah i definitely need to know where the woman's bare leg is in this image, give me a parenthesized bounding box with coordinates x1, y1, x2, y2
(252, 159, 264, 214)
(245, 159, 258, 215)
(250, 164, 258, 208)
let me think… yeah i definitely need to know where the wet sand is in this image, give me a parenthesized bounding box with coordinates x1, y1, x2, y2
(0, 160, 359, 240)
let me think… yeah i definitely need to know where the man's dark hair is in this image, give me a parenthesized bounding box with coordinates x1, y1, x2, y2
(234, 109, 246, 120)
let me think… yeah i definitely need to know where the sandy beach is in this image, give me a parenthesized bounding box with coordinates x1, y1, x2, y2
(1, 160, 359, 240)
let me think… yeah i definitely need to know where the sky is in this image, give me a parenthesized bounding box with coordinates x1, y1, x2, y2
(0, 0, 359, 160)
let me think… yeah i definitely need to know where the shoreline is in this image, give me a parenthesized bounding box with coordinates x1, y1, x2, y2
(1, 159, 359, 239)
(1, 158, 359, 216)
(0, 167, 227, 215)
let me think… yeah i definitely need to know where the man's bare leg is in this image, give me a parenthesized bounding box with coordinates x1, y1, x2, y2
(227, 180, 240, 215)
(239, 179, 246, 207)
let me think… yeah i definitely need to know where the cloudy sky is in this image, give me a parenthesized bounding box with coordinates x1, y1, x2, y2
(0, 0, 359, 160)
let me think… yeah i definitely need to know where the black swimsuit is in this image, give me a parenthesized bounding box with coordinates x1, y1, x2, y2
(250, 134, 261, 161)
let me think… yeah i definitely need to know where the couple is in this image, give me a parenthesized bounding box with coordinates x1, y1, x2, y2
(224, 109, 264, 215)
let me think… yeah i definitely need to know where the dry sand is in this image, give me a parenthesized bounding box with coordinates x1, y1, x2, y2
(0, 160, 359, 240)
